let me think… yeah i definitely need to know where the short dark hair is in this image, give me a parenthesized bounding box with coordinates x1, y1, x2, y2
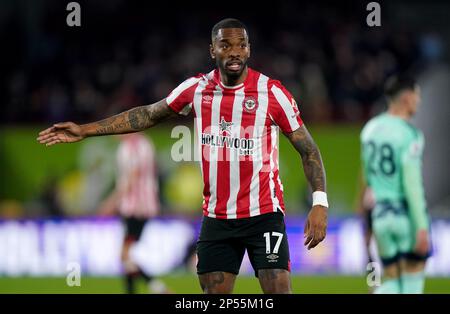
(211, 18, 248, 41)
(384, 75, 417, 100)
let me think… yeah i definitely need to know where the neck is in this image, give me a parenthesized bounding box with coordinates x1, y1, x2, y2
(387, 105, 411, 121)
(219, 66, 248, 86)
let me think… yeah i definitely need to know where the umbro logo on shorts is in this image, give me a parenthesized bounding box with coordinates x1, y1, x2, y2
(267, 254, 279, 262)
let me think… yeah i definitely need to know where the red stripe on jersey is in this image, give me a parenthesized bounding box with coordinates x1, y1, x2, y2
(259, 124, 275, 215)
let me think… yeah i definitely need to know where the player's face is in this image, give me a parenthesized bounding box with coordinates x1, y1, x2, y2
(210, 28, 250, 81)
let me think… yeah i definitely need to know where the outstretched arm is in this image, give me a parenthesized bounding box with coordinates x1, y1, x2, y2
(37, 99, 177, 146)
(285, 125, 328, 250)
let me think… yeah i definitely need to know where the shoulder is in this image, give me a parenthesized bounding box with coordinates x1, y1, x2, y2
(403, 121, 423, 141)
(265, 77, 295, 103)
(168, 73, 209, 102)
(361, 114, 383, 140)
(401, 123, 425, 156)
(248, 68, 287, 91)
(266, 77, 287, 92)
(178, 71, 213, 86)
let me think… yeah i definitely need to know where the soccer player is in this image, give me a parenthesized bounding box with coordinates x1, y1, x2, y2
(98, 133, 169, 294)
(37, 18, 328, 294)
(360, 75, 430, 294)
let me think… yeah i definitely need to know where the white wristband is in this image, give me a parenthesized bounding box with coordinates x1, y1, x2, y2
(312, 191, 328, 208)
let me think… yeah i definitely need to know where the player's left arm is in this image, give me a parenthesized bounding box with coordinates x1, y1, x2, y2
(401, 135, 429, 255)
(285, 124, 328, 250)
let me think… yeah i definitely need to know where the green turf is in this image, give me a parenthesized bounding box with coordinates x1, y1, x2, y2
(0, 275, 449, 294)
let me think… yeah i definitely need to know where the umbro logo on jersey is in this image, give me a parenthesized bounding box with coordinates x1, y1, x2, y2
(202, 95, 213, 103)
(242, 96, 258, 113)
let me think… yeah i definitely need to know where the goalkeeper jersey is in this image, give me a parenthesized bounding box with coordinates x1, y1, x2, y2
(360, 113, 428, 230)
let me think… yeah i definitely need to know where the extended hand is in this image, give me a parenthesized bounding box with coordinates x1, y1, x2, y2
(37, 122, 85, 146)
(414, 229, 429, 256)
(304, 205, 328, 250)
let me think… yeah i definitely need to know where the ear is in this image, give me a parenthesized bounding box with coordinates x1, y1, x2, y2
(248, 42, 251, 58)
(403, 90, 414, 105)
(210, 44, 215, 59)
(397, 90, 409, 106)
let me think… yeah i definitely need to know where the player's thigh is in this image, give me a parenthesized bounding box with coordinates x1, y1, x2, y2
(244, 213, 291, 293)
(123, 217, 148, 242)
(383, 262, 401, 279)
(257, 269, 291, 294)
(122, 217, 147, 259)
(393, 214, 414, 254)
(372, 215, 398, 261)
(400, 259, 426, 273)
(198, 271, 237, 294)
(196, 240, 246, 274)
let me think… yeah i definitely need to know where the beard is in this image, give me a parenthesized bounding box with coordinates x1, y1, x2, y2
(216, 58, 247, 81)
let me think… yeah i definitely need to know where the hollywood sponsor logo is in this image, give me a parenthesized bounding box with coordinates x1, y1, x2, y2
(201, 133, 255, 156)
(267, 254, 279, 262)
(242, 96, 258, 113)
(199, 116, 255, 156)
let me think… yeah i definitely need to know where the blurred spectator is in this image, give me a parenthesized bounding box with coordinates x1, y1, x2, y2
(1, 0, 442, 126)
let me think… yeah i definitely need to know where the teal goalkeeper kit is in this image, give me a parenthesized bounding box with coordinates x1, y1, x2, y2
(360, 113, 430, 264)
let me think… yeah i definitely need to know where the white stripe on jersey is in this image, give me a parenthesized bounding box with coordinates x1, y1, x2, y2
(275, 132, 284, 193)
(166, 76, 202, 105)
(193, 79, 208, 176)
(205, 70, 215, 81)
(226, 87, 245, 219)
(269, 125, 281, 212)
(249, 74, 270, 217)
(271, 84, 301, 132)
(206, 89, 224, 218)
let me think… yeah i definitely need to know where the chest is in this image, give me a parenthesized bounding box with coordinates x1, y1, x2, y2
(194, 88, 271, 129)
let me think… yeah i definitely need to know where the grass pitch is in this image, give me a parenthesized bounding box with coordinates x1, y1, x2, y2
(1, 274, 449, 294)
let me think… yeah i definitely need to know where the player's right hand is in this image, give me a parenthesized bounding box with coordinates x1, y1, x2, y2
(37, 122, 85, 146)
(414, 229, 429, 256)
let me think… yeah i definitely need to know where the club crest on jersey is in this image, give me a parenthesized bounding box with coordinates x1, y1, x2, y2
(242, 96, 258, 113)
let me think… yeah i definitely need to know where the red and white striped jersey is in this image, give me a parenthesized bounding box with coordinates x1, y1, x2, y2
(166, 68, 303, 219)
(116, 133, 160, 218)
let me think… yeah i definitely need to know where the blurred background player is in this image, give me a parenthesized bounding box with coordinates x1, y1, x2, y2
(99, 133, 169, 294)
(360, 75, 431, 294)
